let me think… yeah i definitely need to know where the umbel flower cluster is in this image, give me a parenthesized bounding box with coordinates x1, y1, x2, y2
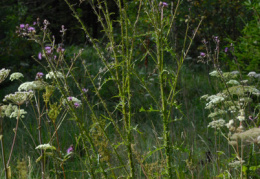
(201, 70, 260, 143)
(10, 72, 24, 81)
(46, 71, 64, 79)
(18, 81, 47, 91)
(3, 91, 33, 106)
(1, 104, 27, 119)
(0, 68, 11, 83)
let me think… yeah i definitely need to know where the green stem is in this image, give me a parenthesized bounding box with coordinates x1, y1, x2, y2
(0, 116, 8, 179)
(156, 12, 173, 179)
(7, 105, 21, 167)
(52, 122, 66, 179)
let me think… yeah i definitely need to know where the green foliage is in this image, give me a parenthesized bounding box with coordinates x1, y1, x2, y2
(228, 1, 260, 71)
(201, 68, 260, 178)
(0, 0, 259, 178)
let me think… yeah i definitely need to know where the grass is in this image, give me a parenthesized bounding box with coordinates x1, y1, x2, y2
(1, 0, 260, 178)
(0, 59, 221, 178)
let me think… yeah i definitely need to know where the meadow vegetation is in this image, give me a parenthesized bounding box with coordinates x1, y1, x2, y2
(0, 0, 260, 178)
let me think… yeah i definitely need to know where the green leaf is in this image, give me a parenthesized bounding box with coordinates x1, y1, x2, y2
(139, 106, 145, 112)
(36, 155, 43, 163)
(142, 147, 164, 162)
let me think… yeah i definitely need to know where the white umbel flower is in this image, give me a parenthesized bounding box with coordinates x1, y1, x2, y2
(35, 143, 56, 150)
(229, 160, 245, 168)
(209, 70, 221, 77)
(18, 82, 37, 91)
(248, 71, 256, 77)
(10, 72, 24, 81)
(3, 91, 33, 105)
(227, 80, 240, 85)
(9, 108, 27, 119)
(0, 68, 11, 83)
(208, 119, 226, 129)
(46, 71, 64, 79)
(18, 81, 47, 91)
(226, 119, 234, 129)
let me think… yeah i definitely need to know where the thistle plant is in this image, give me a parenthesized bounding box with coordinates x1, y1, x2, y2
(63, 0, 203, 177)
(2, 0, 203, 178)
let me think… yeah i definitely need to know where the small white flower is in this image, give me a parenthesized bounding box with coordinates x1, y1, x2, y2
(9, 108, 27, 119)
(226, 119, 234, 129)
(230, 71, 239, 75)
(35, 143, 56, 150)
(209, 70, 221, 77)
(237, 115, 245, 122)
(1, 104, 17, 118)
(0, 68, 11, 83)
(18, 82, 37, 91)
(257, 136, 260, 144)
(240, 80, 248, 84)
(3, 91, 33, 105)
(208, 119, 226, 129)
(10, 72, 24, 81)
(229, 160, 244, 168)
(205, 93, 226, 109)
(248, 71, 256, 77)
(227, 80, 240, 85)
(46, 71, 64, 79)
(254, 74, 260, 78)
(200, 94, 209, 100)
(18, 81, 47, 91)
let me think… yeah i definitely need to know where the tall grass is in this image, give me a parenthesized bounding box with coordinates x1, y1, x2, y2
(2, 0, 259, 179)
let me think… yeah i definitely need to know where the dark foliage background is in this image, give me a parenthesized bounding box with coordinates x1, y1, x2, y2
(0, 0, 258, 97)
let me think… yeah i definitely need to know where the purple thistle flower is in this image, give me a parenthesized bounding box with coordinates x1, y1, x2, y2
(66, 145, 74, 154)
(28, 27, 35, 32)
(37, 72, 44, 77)
(38, 52, 42, 60)
(35, 72, 44, 80)
(45, 46, 52, 54)
(200, 52, 206, 57)
(82, 88, 88, 93)
(162, 2, 168, 7)
(68, 96, 73, 101)
(74, 102, 80, 108)
(159, 2, 168, 7)
(33, 21, 37, 25)
(213, 36, 220, 43)
(20, 24, 25, 29)
(224, 47, 228, 53)
(57, 46, 65, 53)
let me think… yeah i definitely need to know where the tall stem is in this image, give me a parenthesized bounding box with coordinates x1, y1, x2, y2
(7, 105, 21, 167)
(0, 116, 8, 179)
(157, 5, 172, 178)
(53, 122, 66, 178)
(35, 91, 45, 179)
